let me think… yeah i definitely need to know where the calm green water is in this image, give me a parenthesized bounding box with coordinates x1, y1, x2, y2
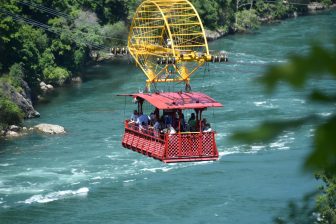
(1, 11, 336, 224)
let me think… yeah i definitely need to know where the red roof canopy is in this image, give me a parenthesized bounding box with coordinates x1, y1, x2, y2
(119, 92, 222, 110)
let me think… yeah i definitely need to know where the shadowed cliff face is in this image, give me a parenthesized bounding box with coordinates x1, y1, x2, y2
(0, 80, 40, 119)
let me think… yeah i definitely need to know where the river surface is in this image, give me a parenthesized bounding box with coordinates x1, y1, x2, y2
(1, 11, 336, 224)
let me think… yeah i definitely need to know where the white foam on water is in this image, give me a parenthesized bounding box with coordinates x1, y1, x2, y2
(141, 167, 173, 173)
(90, 182, 100, 185)
(270, 141, 289, 150)
(216, 132, 228, 141)
(254, 101, 267, 107)
(71, 182, 81, 185)
(0, 186, 45, 195)
(292, 99, 306, 104)
(0, 163, 13, 167)
(254, 101, 278, 109)
(20, 187, 89, 204)
(269, 133, 294, 151)
(91, 176, 103, 180)
(123, 179, 136, 187)
(319, 112, 332, 117)
(251, 145, 266, 152)
(123, 179, 136, 183)
(250, 60, 268, 64)
(219, 151, 238, 157)
(307, 128, 315, 137)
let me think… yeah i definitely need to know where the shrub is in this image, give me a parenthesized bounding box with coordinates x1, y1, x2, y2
(235, 9, 260, 32)
(0, 97, 24, 129)
(8, 63, 24, 90)
(43, 66, 70, 86)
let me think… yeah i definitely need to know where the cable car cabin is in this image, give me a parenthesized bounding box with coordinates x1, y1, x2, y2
(119, 92, 222, 163)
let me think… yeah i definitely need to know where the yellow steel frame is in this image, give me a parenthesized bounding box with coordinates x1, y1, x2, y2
(128, 0, 212, 91)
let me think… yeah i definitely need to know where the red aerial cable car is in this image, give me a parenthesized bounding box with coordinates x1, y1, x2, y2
(120, 92, 222, 163)
(119, 0, 227, 163)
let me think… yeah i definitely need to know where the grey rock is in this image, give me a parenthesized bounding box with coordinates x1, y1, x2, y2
(308, 2, 325, 11)
(5, 131, 22, 138)
(71, 77, 82, 83)
(41, 85, 48, 92)
(205, 29, 228, 41)
(9, 125, 20, 132)
(34, 124, 66, 135)
(46, 84, 54, 90)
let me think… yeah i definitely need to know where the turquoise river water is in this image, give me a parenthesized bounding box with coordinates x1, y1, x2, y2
(1, 10, 336, 224)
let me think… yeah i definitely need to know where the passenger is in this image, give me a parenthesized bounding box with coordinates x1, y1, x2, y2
(188, 113, 197, 132)
(202, 118, 212, 132)
(167, 124, 176, 135)
(139, 121, 148, 133)
(149, 112, 156, 126)
(164, 114, 172, 126)
(172, 111, 179, 130)
(136, 112, 149, 126)
(180, 113, 187, 132)
(153, 119, 161, 137)
(130, 110, 139, 122)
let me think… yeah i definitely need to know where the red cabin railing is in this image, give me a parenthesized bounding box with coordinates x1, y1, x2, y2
(122, 121, 219, 163)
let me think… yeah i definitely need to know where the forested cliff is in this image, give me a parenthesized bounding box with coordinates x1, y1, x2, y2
(0, 0, 335, 130)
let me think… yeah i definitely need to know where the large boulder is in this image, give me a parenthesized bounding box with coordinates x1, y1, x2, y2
(34, 124, 66, 134)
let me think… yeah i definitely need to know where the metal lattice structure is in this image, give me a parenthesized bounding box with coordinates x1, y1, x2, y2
(128, 0, 213, 91)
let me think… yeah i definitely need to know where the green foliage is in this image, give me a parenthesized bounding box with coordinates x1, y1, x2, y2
(73, 10, 104, 47)
(0, 97, 24, 129)
(12, 25, 49, 86)
(318, 0, 333, 7)
(102, 21, 128, 46)
(274, 191, 318, 223)
(315, 172, 336, 223)
(255, 0, 295, 21)
(126, 0, 143, 20)
(192, 0, 221, 29)
(43, 66, 70, 86)
(8, 63, 24, 91)
(39, 49, 56, 71)
(9, 63, 24, 80)
(235, 9, 260, 32)
(73, 48, 86, 67)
